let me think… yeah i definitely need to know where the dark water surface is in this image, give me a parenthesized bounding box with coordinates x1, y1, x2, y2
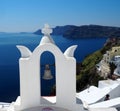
(0, 33, 107, 102)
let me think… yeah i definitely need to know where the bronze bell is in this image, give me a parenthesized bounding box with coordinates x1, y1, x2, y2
(43, 64, 53, 80)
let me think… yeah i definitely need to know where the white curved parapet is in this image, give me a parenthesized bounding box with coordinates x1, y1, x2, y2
(64, 45, 77, 57)
(89, 97, 120, 109)
(82, 99, 118, 111)
(89, 108, 117, 111)
(0, 102, 10, 109)
(16, 45, 32, 58)
(21, 106, 71, 111)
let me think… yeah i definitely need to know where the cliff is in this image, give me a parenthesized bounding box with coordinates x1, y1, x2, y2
(34, 25, 120, 39)
(76, 37, 120, 92)
(64, 25, 120, 39)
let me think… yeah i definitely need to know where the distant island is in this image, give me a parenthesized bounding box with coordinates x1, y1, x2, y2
(34, 25, 120, 39)
(19, 32, 31, 34)
(0, 32, 7, 34)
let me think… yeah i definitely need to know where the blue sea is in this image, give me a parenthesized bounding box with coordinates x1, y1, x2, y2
(0, 33, 107, 102)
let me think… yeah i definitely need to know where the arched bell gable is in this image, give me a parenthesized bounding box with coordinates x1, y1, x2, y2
(16, 24, 77, 111)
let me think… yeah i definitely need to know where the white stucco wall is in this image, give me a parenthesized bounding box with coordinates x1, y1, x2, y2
(15, 24, 78, 111)
(16, 43, 77, 111)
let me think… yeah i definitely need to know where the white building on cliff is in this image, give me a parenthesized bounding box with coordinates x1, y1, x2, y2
(96, 46, 120, 79)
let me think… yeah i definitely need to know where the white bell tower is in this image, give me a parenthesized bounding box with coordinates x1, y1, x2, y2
(15, 24, 80, 111)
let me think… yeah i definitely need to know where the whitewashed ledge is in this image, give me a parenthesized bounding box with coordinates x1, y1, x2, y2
(89, 108, 117, 111)
(0, 102, 10, 111)
(21, 106, 118, 111)
(21, 106, 71, 111)
(0, 102, 10, 107)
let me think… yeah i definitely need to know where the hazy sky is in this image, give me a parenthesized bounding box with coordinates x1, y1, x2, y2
(0, 0, 120, 32)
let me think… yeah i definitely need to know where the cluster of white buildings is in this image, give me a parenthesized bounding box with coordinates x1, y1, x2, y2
(0, 24, 120, 111)
(96, 46, 120, 79)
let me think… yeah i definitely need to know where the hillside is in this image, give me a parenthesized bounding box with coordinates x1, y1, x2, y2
(34, 25, 120, 39)
(50, 37, 120, 95)
(76, 37, 120, 92)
